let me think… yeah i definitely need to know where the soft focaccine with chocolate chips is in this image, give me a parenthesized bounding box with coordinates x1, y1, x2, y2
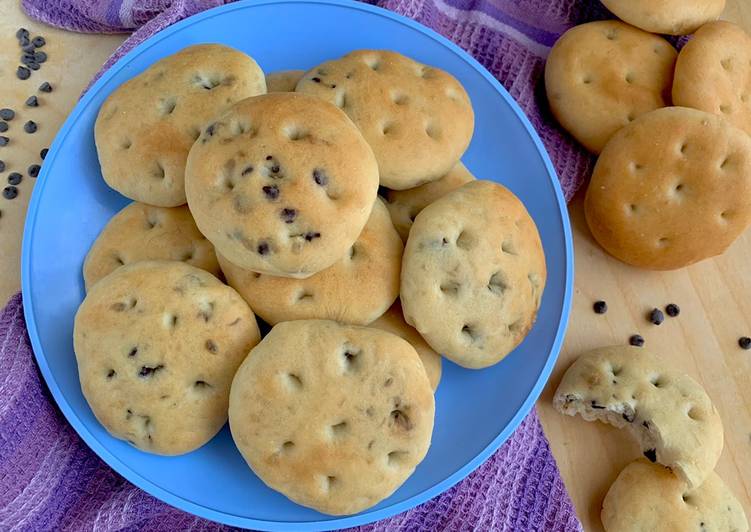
(370, 301, 442, 392)
(95, 44, 266, 207)
(266, 69, 305, 92)
(385, 162, 475, 242)
(585, 106, 751, 270)
(74, 261, 261, 455)
(672, 21, 751, 136)
(228, 319, 435, 515)
(83, 202, 220, 290)
(185, 92, 379, 279)
(545, 20, 677, 153)
(296, 50, 474, 190)
(600, 0, 725, 35)
(218, 199, 402, 325)
(554, 345, 724, 489)
(400, 180, 546, 369)
(601, 459, 747, 532)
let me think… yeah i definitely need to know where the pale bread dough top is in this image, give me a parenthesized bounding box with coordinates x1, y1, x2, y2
(385, 162, 475, 242)
(83, 202, 219, 290)
(267, 69, 304, 92)
(600, 0, 725, 35)
(585, 107, 751, 270)
(370, 301, 442, 392)
(545, 20, 677, 153)
(673, 21, 751, 136)
(74, 261, 261, 455)
(296, 50, 474, 190)
(400, 180, 546, 369)
(185, 92, 379, 278)
(218, 199, 402, 325)
(228, 320, 435, 515)
(601, 459, 747, 532)
(95, 44, 266, 207)
(554, 345, 724, 489)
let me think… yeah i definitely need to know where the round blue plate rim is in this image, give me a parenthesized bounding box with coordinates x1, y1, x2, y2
(21, 1, 574, 530)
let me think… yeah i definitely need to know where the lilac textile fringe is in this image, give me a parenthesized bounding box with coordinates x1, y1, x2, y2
(3, 0, 603, 529)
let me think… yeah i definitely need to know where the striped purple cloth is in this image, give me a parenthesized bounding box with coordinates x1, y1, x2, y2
(4, 0, 600, 529)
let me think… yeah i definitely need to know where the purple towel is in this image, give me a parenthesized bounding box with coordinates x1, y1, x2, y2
(2, 0, 599, 529)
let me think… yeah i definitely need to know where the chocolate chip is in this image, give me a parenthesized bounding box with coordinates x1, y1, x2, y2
(262, 184, 279, 200)
(32, 36, 46, 48)
(265, 155, 272, 160)
(205, 339, 218, 353)
(0, 109, 15, 121)
(21, 53, 35, 66)
(38, 82, 52, 93)
(665, 303, 680, 317)
(280, 208, 297, 223)
(138, 364, 164, 377)
(649, 308, 664, 325)
(28, 164, 40, 178)
(33, 51, 47, 63)
(312, 77, 321, 83)
(0, 160, 4, 172)
(0, 137, 8, 147)
(16, 66, 30, 80)
(390, 409, 412, 430)
(629, 334, 645, 347)
(304, 231, 321, 241)
(593, 300, 607, 314)
(205, 123, 216, 136)
(128, 347, 138, 357)
(106, 369, 116, 379)
(271, 164, 280, 173)
(622, 412, 635, 423)
(643, 448, 657, 462)
(25, 95, 38, 107)
(28, 62, 40, 71)
(21, 43, 35, 53)
(312, 168, 328, 186)
(241, 165, 253, 176)
(590, 401, 605, 409)
(739, 337, 751, 350)
(8, 173, 22, 186)
(16, 28, 29, 40)
(257, 241, 270, 255)
(3, 186, 18, 199)
(24, 121, 37, 134)
(40, 148, 48, 160)
(0, 122, 7, 133)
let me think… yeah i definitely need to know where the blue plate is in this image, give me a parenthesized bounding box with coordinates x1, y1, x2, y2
(21, 1, 573, 529)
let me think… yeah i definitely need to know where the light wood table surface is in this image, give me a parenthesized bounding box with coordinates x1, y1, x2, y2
(1, 2, 749, 530)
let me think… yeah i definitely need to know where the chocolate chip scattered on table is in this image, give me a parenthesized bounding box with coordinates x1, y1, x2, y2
(40, 148, 48, 160)
(24, 121, 37, 134)
(17, 66, 31, 80)
(0, 160, 5, 172)
(25, 96, 39, 108)
(0, 109, 15, 121)
(7, 173, 22, 186)
(665, 303, 680, 317)
(28, 165, 40, 178)
(593, 300, 608, 314)
(38, 82, 53, 93)
(629, 334, 645, 347)
(0, 137, 9, 147)
(648, 308, 664, 325)
(0, 123, 7, 133)
(739, 337, 751, 350)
